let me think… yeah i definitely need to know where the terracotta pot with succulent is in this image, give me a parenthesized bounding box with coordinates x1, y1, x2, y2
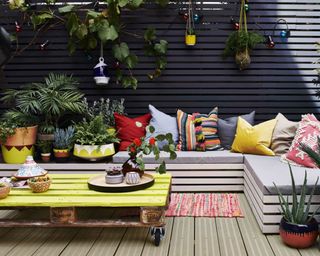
(53, 126, 75, 163)
(73, 115, 119, 161)
(122, 126, 177, 177)
(0, 182, 10, 199)
(1, 73, 85, 142)
(27, 175, 52, 193)
(37, 140, 52, 163)
(274, 165, 319, 249)
(222, 0, 264, 70)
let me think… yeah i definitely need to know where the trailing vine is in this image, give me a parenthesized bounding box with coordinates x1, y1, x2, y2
(6, 0, 169, 89)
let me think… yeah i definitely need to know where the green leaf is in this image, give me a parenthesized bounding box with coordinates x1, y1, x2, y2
(155, 0, 169, 7)
(154, 40, 168, 55)
(144, 28, 156, 42)
(155, 134, 166, 141)
(122, 76, 138, 89)
(30, 13, 53, 28)
(118, 0, 129, 7)
(106, 25, 118, 41)
(87, 10, 101, 18)
(148, 126, 155, 133)
(59, 5, 75, 14)
(76, 24, 88, 40)
(155, 161, 166, 174)
(112, 43, 130, 62)
(169, 144, 175, 151)
(125, 54, 138, 69)
(143, 147, 151, 155)
(66, 13, 79, 36)
(130, 0, 144, 8)
(170, 151, 177, 160)
(67, 40, 76, 55)
(88, 36, 97, 49)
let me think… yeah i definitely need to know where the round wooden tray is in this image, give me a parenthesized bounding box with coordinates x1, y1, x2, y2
(87, 173, 155, 192)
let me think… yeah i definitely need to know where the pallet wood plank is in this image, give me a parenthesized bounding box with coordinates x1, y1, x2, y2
(195, 218, 220, 256)
(267, 236, 300, 256)
(141, 217, 174, 256)
(114, 227, 149, 256)
(168, 217, 194, 256)
(216, 218, 247, 256)
(237, 194, 275, 256)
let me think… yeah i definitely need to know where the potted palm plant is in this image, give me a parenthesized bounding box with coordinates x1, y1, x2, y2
(222, 0, 264, 70)
(1, 73, 85, 140)
(274, 164, 319, 249)
(73, 115, 119, 161)
(53, 126, 75, 162)
(37, 140, 52, 163)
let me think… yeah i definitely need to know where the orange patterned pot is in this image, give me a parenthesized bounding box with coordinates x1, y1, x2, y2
(5, 126, 38, 146)
(279, 217, 319, 249)
(27, 179, 51, 193)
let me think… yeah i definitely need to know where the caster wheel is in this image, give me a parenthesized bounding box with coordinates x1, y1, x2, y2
(154, 229, 161, 246)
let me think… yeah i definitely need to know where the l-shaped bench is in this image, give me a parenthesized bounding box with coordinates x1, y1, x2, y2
(0, 151, 319, 234)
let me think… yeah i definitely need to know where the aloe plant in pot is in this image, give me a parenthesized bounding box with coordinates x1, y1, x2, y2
(53, 126, 75, 163)
(274, 164, 320, 249)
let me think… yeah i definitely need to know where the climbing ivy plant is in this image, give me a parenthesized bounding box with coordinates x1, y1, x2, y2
(8, 0, 169, 89)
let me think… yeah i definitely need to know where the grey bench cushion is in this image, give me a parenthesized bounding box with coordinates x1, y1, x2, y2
(113, 151, 244, 164)
(244, 154, 320, 195)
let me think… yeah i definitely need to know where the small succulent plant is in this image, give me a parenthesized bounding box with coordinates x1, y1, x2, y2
(53, 126, 75, 150)
(106, 167, 122, 176)
(29, 175, 50, 183)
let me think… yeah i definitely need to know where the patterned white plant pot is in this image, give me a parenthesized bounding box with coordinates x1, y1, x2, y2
(125, 172, 141, 184)
(73, 143, 115, 161)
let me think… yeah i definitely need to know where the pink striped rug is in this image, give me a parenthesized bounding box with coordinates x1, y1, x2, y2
(166, 193, 243, 217)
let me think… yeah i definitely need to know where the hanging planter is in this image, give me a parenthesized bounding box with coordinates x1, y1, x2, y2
(222, 0, 264, 70)
(185, 0, 196, 47)
(93, 42, 110, 86)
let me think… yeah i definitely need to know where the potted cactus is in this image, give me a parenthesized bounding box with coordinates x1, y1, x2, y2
(53, 126, 75, 163)
(274, 164, 320, 249)
(37, 140, 52, 163)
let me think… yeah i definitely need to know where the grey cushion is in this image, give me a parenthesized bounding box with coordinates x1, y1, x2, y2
(244, 154, 320, 195)
(218, 111, 255, 150)
(113, 150, 244, 164)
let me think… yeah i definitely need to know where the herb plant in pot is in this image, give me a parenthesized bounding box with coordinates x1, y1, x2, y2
(53, 126, 75, 163)
(73, 115, 119, 161)
(0, 119, 38, 164)
(37, 140, 52, 163)
(274, 165, 319, 249)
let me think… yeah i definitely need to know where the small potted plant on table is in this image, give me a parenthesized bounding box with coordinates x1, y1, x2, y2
(53, 126, 75, 163)
(37, 140, 52, 162)
(73, 115, 119, 161)
(28, 175, 51, 193)
(274, 165, 319, 249)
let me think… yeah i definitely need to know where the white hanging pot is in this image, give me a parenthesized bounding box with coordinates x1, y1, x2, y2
(93, 57, 110, 85)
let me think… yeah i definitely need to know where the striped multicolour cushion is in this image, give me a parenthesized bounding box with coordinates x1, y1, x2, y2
(177, 109, 196, 151)
(193, 107, 222, 151)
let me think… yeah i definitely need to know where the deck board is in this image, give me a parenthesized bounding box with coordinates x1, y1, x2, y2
(267, 236, 300, 256)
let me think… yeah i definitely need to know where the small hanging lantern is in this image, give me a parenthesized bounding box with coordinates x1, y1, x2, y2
(39, 40, 50, 51)
(244, 3, 249, 12)
(265, 35, 275, 48)
(185, 0, 196, 47)
(93, 42, 110, 85)
(273, 19, 290, 40)
(230, 17, 240, 31)
(15, 21, 21, 33)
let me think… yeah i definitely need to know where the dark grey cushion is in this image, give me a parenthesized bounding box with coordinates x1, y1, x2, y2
(244, 154, 320, 195)
(218, 111, 255, 150)
(113, 151, 244, 164)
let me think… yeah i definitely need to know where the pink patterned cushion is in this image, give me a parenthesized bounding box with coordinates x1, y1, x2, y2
(282, 114, 320, 168)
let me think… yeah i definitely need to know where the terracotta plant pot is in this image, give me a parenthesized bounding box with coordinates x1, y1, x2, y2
(41, 153, 51, 163)
(0, 184, 10, 199)
(27, 179, 52, 193)
(185, 34, 196, 46)
(2, 125, 38, 164)
(279, 217, 319, 249)
(53, 149, 70, 163)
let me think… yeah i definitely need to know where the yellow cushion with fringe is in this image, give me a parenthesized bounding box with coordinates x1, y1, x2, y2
(231, 117, 277, 156)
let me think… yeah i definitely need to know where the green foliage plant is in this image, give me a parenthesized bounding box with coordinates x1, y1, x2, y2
(7, 0, 169, 89)
(223, 0, 264, 70)
(273, 164, 320, 224)
(37, 140, 52, 154)
(1, 73, 85, 134)
(53, 126, 75, 150)
(83, 97, 125, 127)
(0, 120, 21, 143)
(300, 137, 320, 167)
(74, 115, 119, 146)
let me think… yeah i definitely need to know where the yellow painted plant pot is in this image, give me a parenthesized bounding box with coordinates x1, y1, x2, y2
(73, 143, 115, 162)
(1, 145, 34, 164)
(185, 34, 196, 46)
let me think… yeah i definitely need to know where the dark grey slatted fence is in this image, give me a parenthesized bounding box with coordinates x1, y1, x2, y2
(1, 0, 319, 121)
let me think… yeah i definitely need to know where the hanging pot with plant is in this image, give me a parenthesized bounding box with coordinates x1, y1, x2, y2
(274, 165, 319, 249)
(185, 0, 196, 47)
(222, 0, 264, 70)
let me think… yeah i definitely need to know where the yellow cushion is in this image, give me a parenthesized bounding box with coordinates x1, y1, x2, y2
(231, 117, 277, 156)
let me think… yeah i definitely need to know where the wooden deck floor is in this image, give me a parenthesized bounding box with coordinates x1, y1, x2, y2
(0, 194, 318, 256)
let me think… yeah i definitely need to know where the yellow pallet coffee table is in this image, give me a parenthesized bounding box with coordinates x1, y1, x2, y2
(0, 173, 171, 246)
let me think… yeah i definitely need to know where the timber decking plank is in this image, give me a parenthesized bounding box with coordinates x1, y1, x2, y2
(0, 228, 34, 255)
(195, 218, 220, 256)
(299, 245, 320, 256)
(59, 228, 103, 256)
(86, 228, 127, 256)
(141, 217, 174, 256)
(267, 236, 300, 256)
(5, 228, 56, 256)
(168, 217, 194, 256)
(216, 218, 247, 256)
(114, 228, 149, 256)
(237, 194, 275, 256)
(32, 228, 78, 256)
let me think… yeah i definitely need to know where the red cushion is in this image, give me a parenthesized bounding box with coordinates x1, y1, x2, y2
(114, 113, 151, 151)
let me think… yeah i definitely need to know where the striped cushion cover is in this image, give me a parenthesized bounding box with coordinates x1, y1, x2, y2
(193, 107, 222, 151)
(177, 109, 197, 151)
